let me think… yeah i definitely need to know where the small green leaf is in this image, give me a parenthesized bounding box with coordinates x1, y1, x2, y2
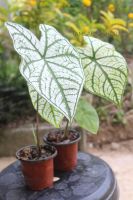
(75, 98, 99, 134)
(28, 84, 64, 128)
(78, 36, 128, 106)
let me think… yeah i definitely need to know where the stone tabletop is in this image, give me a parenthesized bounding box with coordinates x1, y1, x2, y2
(0, 152, 118, 200)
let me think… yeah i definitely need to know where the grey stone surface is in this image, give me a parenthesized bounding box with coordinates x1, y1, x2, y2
(0, 152, 118, 200)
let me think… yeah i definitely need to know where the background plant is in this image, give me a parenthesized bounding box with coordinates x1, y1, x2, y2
(0, 0, 131, 83)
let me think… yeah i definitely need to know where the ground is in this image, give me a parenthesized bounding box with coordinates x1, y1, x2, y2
(0, 140, 133, 200)
(88, 140, 133, 200)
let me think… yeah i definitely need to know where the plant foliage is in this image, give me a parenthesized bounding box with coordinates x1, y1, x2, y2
(5, 22, 128, 134)
(100, 10, 128, 37)
(75, 98, 99, 134)
(78, 36, 128, 106)
(28, 84, 64, 127)
(5, 22, 85, 122)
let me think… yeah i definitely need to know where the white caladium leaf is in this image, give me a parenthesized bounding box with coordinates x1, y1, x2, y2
(28, 84, 63, 128)
(78, 36, 128, 106)
(5, 22, 84, 121)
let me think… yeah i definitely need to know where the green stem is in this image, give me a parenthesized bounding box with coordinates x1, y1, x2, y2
(36, 93, 41, 157)
(64, 119, 69, 139)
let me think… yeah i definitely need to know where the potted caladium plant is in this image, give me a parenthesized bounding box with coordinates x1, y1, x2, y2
(5, 21, 85, 186)
(43, 36, 128, 171)
(5, 22, 128, 174)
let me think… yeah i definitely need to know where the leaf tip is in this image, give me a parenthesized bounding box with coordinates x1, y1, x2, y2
(5, 22, 17, 33)
(39, 24, 43, 30)
(5, 21, 14, 28)
(5, 21, 10, 28)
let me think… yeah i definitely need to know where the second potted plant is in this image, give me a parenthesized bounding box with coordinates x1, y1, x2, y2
(29, 32, 128, 172)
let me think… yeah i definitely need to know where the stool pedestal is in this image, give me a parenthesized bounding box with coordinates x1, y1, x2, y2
(0, 152, 119, 200)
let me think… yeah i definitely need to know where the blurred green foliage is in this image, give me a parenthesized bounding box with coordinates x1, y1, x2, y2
(0, 0, 132, 47)
(0, 0, 132, 86)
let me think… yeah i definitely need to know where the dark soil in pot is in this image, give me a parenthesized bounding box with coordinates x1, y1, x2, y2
(16, 145, 57, 190)
(17, 145, 54, 161)
(46, 129, 79, 144)
(43, 129, 81, 171)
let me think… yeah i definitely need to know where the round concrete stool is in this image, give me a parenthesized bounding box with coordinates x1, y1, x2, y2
(0, 152, 119, 200)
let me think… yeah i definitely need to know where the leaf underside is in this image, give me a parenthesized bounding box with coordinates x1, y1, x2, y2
(75, 98, 99, 134)
(5, 22, 84, 121)
(28, 84, 64, 128)
(78, 36, 128, 106)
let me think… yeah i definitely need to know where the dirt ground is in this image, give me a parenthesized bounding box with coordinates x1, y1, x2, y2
(0, 140, 133, 200)
(88, 140, 133, 200)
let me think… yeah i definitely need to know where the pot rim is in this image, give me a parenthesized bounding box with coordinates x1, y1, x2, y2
(16, 144, 57, 163)
(43, 129, 81, 146)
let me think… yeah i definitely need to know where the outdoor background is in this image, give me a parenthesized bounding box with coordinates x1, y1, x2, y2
(0, 0, 133, 199)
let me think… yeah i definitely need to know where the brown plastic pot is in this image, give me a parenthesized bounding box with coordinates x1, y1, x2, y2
(43, 130, 81, 171)
(16, 145, 57, 191)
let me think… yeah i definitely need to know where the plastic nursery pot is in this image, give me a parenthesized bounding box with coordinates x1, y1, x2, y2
(16, 145, 57, 191)
(43, 130, 81, 171)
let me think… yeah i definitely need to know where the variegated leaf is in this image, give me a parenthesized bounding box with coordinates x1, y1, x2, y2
(5, 22, 84, 121)
(78, 36, 128, 106)
(28, 84, 63, 128)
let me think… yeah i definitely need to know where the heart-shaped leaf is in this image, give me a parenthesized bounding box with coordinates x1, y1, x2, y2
(78, 36, 128, 106)
(5, 22, 84, 121)
(28, 84, 64, 128)
(75, 98, 99, 134)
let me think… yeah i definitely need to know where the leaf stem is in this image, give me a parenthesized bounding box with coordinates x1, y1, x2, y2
(36, 93, 41, 157)
(64, 119, 69, 139)
(32, 124, 37, 145)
